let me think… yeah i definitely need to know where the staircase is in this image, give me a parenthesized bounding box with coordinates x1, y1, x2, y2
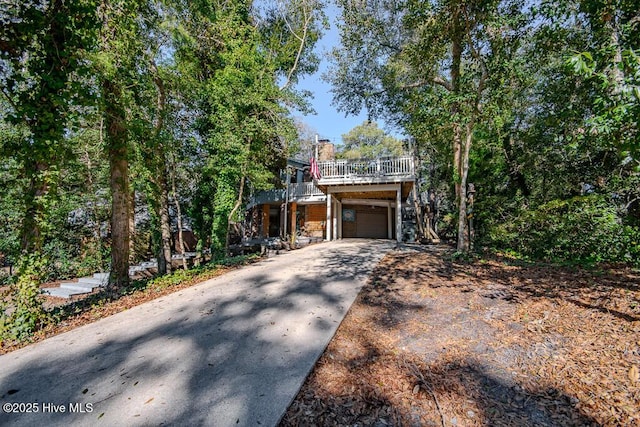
(42, 272, 110, 299)
(42, 255, 195, 299)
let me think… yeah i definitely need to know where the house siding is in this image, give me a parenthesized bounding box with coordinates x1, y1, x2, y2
(304, 204, 325, 238)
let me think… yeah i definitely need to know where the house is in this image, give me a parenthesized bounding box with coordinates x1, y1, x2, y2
(247, 141, 416, 243)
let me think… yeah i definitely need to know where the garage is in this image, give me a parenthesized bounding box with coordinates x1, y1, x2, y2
(342, 205, 392, 239)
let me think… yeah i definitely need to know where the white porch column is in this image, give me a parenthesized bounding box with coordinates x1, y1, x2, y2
(337, 200, 343, 239)
(396, 185, 402, 243)
(326, 191, 332, 241)
(387, 203, 392, 239)
(332, 196, 338, 240)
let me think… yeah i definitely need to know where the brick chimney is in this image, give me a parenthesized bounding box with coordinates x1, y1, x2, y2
(318, 139, 335, 161)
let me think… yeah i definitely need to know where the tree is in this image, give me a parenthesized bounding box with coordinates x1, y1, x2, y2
(461, 0, 639, 264)
(290, 118, 319, 161)
(170, 0, 324, 256)
(338, 121, 404, 159)
(566, 0, 639, 160)
(94, 0, 154, 288)
(0, 0, 99, 257)
(329, 0, 526, 251)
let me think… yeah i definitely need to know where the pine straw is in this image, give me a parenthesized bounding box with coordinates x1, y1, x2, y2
(280, 248, 640, 426)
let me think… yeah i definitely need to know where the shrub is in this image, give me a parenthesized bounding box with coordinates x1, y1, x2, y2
(0, 256, 48, 343)
(487, 196, 640, 266)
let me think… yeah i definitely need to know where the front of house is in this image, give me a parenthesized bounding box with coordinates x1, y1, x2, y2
(247, 143, 416, 243)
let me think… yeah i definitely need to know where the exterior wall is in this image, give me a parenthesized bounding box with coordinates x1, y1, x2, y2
(304, 204, 326, 238)
(247, 155, 414, 242)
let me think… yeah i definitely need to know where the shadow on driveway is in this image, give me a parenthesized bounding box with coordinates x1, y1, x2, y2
(0, 240, 394, 427)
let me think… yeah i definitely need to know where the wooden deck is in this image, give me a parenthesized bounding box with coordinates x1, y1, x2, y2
(249, 156, 416, 207)
(316, 156, 415, 198)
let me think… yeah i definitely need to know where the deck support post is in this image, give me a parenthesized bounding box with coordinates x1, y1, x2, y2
(337, 200, 343, 239)
(326, 192, 332, 241)
(387, 203, 392, 239)
(290, 201, 297, 246)
(396, 185, 402, 243)
(332, 198, 339, 240)
(262, 204, 270, 238)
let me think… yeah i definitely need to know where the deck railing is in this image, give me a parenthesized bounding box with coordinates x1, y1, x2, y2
(318, 156, 415, 180)
(289, 182, 324, 200)
(249, 156, 415, 206)
(249, 182, 325, 206)
(249, 188, 286, 206)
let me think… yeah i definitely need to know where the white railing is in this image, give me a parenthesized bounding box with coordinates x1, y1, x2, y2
(318, 156, 415, 180)
(249, 182, 324, 206)
(289, 182, 324, 200)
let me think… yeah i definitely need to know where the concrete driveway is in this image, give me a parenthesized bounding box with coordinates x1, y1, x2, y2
(0, 240, 394, 427)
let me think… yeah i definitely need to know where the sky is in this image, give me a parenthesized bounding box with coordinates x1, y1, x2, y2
(291, 5, 370, 146)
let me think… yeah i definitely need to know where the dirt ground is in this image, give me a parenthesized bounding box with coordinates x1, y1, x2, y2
(3, 245, 639, 424)
(280, 245, 640, 426)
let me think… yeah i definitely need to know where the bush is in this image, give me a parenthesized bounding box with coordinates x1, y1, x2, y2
(0, 269, 16, 287)
(487, 196, 640, 266)
(39, 240, 109, 282)
(0, 256, 48, 343)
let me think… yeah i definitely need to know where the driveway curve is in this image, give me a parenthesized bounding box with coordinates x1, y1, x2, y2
(0, 239, 394, 427)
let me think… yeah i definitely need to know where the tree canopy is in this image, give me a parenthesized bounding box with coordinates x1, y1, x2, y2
(328, 0, 638, 258)
(338, 121, 404, 160)
(0, 0, 325, 338)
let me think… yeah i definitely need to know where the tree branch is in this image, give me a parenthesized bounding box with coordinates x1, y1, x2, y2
(279, 0, 314, 91)
(432, 75, 453, 91)
(463, 8, 488, 114)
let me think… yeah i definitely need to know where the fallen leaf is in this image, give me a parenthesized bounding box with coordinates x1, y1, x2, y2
(629, 366, 639, 383)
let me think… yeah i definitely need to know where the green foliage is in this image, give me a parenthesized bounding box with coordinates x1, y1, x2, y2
(488, 196, 640, 266)
(1, 0, 101, 253)
(338, 121, 404, 159)
(330, 0, 528, 251)
(0, 155, 23, 266)
(0, 256, 48, 343)
(564, 0, 639, 159)
(171, 1, 315, 255)
(129, 253, 261, 293)
(0, 0, 324, 287)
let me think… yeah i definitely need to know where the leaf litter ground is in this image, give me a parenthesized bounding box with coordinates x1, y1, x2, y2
(2, 245, 639, 425)
(280, 245, 640, 426)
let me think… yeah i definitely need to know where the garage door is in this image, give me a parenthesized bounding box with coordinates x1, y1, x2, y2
(357, 212, 388, 238)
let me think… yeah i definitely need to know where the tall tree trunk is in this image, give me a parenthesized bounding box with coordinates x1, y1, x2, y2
(603, 9, 624, 94)
(156, 171, 173, 275)
(15, 0, 67, 257)
(456, 123, 473, 252)
(103, 78, 130, 289)
(149, 59, 172, 274)
(20, 160, 49, 253)
(226, 175, 246, 256)
(450, 8, 468, 252)
(170, 151, 187, 270)
(411, 183, 426, 239)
